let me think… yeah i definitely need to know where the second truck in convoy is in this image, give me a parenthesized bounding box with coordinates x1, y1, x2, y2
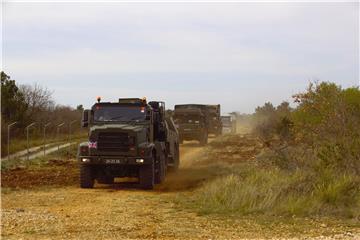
(173, 104, 222, 145)
(78, 98, 179, 189)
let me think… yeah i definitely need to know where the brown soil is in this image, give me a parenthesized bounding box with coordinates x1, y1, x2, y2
(1, 159, 78, 189)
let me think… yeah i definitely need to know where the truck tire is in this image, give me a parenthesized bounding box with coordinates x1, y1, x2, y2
(155, 153, 166, 184)
(139, 157, 155, 190)
(216, 129, 222, 137)
(199, 132, 208, 146)
(80, 165, 95, 188)
(168, 144, 180, 172)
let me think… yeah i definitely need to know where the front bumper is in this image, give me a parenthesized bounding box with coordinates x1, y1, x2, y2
(179, 129, 203, 140)
(78, 155, 152, 165)
(222, 127, 232, 134)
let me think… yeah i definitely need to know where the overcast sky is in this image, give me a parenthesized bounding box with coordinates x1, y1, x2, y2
(2, 2, 359, 113)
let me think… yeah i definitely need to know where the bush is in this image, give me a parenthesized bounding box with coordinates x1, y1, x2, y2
(184, 81, 360, 219)
(253, 101, 293, 143)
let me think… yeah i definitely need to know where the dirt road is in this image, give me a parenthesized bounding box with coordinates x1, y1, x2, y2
(1, 140, 359, 239)
(2, 143, 232, 239)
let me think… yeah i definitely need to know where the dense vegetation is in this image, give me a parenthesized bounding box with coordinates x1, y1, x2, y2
(188, 82, 360, 219)
(1, 71, 83, 156)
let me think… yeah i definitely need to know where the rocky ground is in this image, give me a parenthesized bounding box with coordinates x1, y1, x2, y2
(1, 135, 359, 239)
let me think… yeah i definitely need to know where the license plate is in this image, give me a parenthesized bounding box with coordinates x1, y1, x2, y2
(105, 159, 125, 164)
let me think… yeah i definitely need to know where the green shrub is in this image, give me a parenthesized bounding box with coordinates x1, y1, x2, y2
(180, 82, 360, 220)
(187, 166, 359, 218)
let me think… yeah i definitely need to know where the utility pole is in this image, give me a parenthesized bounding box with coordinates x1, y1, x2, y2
(43, 123, 51, 156)
(7, 122, 17, 161)
(26, 122, 36, 161)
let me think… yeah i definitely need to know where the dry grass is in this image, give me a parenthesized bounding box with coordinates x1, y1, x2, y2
(177, 134, 360, 220)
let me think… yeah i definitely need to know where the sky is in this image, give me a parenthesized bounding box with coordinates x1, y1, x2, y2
(2, 2, 359, 114)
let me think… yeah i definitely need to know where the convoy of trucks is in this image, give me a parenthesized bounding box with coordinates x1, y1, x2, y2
(78, 98, 236, 189)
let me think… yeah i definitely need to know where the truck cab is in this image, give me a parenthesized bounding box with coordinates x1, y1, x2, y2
(173, 105, 208, 145)
(78, 98, 179, 189)
(221, 115, 237, 134)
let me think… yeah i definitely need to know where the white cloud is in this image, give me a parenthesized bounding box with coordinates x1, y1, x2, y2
(2, 2, 359, 112)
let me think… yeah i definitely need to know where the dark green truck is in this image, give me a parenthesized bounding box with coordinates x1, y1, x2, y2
(173, 104, 222, 145)
(173, 104, 209, 145)
(207, 104, 222, 136)
(78, 98, 179, 189)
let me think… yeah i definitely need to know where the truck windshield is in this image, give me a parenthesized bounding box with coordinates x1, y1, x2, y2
(222, 118, 231, 125)
(175, 115, 201, 124)
(94, 105, 146, 122)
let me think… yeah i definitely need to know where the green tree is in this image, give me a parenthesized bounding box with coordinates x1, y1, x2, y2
(76, 104, 84, 111)
(1, 71, 28, 124)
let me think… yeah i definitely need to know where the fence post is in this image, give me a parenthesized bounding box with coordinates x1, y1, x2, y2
(56, 122, 65, 154)
(7, 122, 17, 160)
(68, 120, 77, 156)
(26, 122, 36, 161)
(43, 123, 51, 156)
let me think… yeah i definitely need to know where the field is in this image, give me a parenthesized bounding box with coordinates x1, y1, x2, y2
(1, 134, 359, 239)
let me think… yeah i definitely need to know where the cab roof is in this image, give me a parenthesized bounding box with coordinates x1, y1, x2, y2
(93, 98, 148, 107)
(174, 108, 204, 116)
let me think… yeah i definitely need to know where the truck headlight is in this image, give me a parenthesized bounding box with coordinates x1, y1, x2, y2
(136, 159, 144, 163)
(82, 158, 90, 163)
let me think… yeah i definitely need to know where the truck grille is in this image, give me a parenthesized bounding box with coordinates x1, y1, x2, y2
(97, 132, 130, 152)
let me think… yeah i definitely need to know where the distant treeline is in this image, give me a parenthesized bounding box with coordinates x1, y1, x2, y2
(1, 71, 83, 155)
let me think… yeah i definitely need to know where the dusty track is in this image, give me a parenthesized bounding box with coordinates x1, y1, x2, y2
(2, 139, 359, 239)
(2, 142, 235, 239)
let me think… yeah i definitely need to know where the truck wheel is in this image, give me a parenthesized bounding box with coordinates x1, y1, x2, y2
(199, 133, 208, 146)
(139, 157, 155, 190)
(80, 165, 95, 188)
(169, 144, 180, 172)
(155, 153, 166, 184)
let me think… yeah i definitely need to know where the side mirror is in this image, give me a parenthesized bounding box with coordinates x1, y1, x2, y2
(82, 109, 90, 128)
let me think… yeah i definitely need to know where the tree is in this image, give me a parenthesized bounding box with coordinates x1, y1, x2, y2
(76, 104, 84, 111)
(1, 71, 28, 124)
(19, 83, 54, 120)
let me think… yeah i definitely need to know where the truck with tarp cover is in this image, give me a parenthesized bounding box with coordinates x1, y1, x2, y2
(206, 104, 222, 136)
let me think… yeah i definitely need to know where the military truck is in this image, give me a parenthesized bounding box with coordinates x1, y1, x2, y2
(78, 98, 180, 189)
(221, 115, 237, 134)
(206, 104, 222, 136)
(173, 104, 209, 145)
